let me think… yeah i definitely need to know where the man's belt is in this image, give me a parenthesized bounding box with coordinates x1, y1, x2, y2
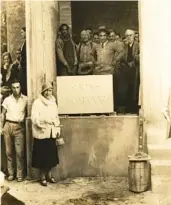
(6, 120, 24, 125)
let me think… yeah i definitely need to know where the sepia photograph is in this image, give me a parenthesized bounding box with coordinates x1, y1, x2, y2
(0, 0, 171, 204)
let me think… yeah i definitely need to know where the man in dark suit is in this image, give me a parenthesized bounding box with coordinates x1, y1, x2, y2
(114, 29, 140, 114)
(20, 27, 27, 95)
(124, 29, 140, 114)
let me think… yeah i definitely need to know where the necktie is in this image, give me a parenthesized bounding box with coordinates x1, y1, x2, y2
(101, 43, 104, 48)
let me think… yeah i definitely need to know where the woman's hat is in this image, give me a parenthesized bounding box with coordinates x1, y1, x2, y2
(41, 82, 53, 93)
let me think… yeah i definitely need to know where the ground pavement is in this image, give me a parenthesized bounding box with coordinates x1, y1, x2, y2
(2, 177, 170, 205)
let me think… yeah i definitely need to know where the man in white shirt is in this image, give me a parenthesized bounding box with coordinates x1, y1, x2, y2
(1, 79, 27, 182)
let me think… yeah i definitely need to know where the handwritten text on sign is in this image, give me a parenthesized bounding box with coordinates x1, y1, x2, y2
(57, 75, 114, 114)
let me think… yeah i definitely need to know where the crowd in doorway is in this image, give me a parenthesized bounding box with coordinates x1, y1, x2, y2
(56, 24, 140, 114)
(1, 24, 140, 114)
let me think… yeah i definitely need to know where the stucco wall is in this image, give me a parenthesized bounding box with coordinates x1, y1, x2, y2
(27, 116, 139, 179)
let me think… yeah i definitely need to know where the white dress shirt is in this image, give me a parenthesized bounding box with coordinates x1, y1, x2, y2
(2, 94, 27, 122)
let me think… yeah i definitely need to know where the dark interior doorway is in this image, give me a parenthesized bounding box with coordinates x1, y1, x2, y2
(71, 1, 138, 42)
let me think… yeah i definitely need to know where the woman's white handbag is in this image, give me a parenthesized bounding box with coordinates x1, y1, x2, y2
(56, 131, 65, 145)
(56, 137, 65, 145)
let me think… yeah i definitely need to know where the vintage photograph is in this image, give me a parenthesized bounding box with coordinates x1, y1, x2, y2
(0, 0, 171, 205)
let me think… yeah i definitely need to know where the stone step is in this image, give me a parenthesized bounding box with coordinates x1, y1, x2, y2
(151, 160, 171, 176)
(148, 144, 171, 160)
(151, 175, 171, 195)
(147, 134, 166, 145)
(146, 123, 168, 145)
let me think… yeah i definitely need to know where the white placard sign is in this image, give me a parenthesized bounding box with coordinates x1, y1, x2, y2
(57, 75, 114, 114)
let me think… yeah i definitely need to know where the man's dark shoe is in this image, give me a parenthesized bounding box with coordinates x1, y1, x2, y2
(17, 177, 23, 182)
(48, 177, 57, 183)
(40, 179, 47, 186)
(7, 175, 15, 181)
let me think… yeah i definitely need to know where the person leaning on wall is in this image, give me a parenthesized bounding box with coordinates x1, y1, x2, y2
(31, 82, 61, 186)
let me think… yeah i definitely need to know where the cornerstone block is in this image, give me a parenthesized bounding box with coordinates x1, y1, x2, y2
(57, 75, 114, 114)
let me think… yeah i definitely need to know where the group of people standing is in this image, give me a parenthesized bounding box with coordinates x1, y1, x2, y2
(0, 22, 140, 187)
(1, 79, 61, 187)
(56, 24, 140, 114)
(1, 27, 61, 186)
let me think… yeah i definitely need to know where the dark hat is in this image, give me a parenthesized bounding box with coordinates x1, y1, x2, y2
(41, 82, 53, 93)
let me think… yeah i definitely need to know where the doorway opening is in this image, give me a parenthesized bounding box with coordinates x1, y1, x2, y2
(70, 1, 140, 115)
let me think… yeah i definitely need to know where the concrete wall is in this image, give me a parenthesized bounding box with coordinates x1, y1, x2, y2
(27, 116, 139, 179)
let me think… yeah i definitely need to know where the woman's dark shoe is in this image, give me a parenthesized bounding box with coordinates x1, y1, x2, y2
(40, 179, 47, 186)
(17, 177, 23, 182)
(48, 177, 57, 183)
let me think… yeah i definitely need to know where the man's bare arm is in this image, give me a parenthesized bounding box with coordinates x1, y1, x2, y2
(1, 107, 7, 132)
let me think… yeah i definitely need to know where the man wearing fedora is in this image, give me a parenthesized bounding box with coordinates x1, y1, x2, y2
(31, 82, 61, 186)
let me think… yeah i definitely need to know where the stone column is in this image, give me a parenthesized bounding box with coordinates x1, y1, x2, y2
(25, 0, 59, 178)
(139, 0, 171, 138)
(6, 0, 25, 60)
(1, 1, 7, 54)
